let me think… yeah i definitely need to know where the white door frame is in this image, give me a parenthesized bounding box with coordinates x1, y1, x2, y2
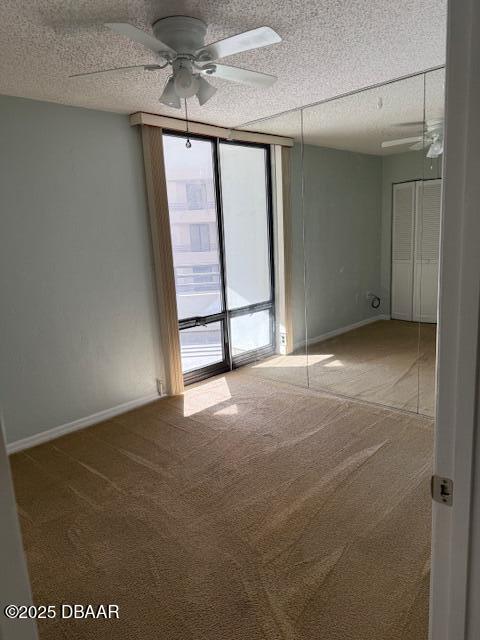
(429, 0, 480, 638)
(0, 418, 38, 640)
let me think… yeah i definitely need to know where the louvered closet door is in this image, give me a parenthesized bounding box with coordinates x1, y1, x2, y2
(413, 179, 441, 323)
(391, 182, 416, 320)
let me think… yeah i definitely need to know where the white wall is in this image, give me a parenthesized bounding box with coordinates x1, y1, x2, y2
(0, 96, 161, 445)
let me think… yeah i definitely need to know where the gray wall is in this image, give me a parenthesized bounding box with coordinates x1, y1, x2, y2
(0, 96, 161, 444)
(380, 150, 443, 311)
(291, 143, 383, 347)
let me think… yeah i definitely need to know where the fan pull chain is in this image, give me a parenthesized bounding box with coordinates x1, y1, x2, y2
(184, 99, 192, 149)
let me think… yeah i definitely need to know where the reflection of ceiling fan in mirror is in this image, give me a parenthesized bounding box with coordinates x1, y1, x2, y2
(70, 17, 281, 108)
(381, 120, 444, 157)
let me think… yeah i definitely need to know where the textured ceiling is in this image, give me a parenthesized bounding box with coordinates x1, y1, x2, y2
(240, 67, 446, 155)
(0, 1, 447, 131)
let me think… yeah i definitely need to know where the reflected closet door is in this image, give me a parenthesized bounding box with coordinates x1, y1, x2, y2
(413, 179, 442, 323)
(391, 182, 416, 321)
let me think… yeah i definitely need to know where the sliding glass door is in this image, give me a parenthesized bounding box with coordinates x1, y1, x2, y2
(219, 142, 275, 364)
(163, 133, 274, 382)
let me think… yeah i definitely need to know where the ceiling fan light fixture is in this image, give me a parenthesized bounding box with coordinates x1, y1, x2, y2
(174, 63, 200, 98)
(427, 138, 444, 158)
(160, 76, 181, 108)
(196, 76, 217, 105)
(427, 140, 443, 158)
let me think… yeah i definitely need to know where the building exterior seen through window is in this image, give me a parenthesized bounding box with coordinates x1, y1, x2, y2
(164, 139, 222, 321)
(163, 135, 224, 372)
(163, 134, 274, 377)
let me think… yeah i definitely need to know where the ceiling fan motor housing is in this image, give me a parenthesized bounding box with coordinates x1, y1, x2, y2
(152, 16, 207, 56)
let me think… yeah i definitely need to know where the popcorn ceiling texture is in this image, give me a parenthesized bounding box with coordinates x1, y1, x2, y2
(0, 1, 446, 133)
(241, 68, 445, 155)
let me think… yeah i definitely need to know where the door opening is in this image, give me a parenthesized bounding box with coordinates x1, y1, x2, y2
(162, 132, 275, 383)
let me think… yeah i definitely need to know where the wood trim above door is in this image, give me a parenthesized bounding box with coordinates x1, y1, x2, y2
(130, 112, 294, 147)
(140, 125, 184, 396)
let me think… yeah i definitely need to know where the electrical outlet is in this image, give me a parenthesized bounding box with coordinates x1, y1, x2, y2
(280, 333, 287, 346)
(366, 292, 381, 309)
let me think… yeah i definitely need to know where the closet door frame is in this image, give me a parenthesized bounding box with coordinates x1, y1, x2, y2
(391, 177, 442, 323)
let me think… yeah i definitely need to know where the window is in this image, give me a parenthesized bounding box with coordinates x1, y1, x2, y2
(189, 223, 211, 252)
(219, 144, 272, 309)
(163, 133, 275, 382)
(186, 182, 207, 210)
(163, 135, 223, 322)
(175, 265, 220, 294)
(180, 323, 224, 373)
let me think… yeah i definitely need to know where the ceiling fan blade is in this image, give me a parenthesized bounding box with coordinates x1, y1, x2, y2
(196, 26, 281, 61)
(381, 136, 423, 148)
(393, 121, 424, 128)
(426, 120, 444, 132)
(105, 22, 176, 56)
(69, 64, 163, 78)
(409, 141, 426, 151)
(201, 63, 276, 87)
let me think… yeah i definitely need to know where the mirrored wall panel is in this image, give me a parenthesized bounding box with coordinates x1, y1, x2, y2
(238, 109, 309, 388)
(237, 69, 444, 416)
(417, 67, 445, 416)
(301, 75, 427, 412)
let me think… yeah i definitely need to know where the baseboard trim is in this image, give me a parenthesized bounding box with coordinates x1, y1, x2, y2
(7, 392, 162, 455)
(294, 314, 391, 351)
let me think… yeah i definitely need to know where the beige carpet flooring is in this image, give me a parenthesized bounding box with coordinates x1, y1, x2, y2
(11, 369, 433, 640)
(248, 320, 436, 416)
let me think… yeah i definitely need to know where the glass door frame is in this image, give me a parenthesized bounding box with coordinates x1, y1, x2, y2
(163, 130, 276, 384)
(219, 139, 276, 370)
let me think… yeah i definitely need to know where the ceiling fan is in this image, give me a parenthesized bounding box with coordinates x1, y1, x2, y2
(381, 120, 444, 158)
(70, 16, 281, 108)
